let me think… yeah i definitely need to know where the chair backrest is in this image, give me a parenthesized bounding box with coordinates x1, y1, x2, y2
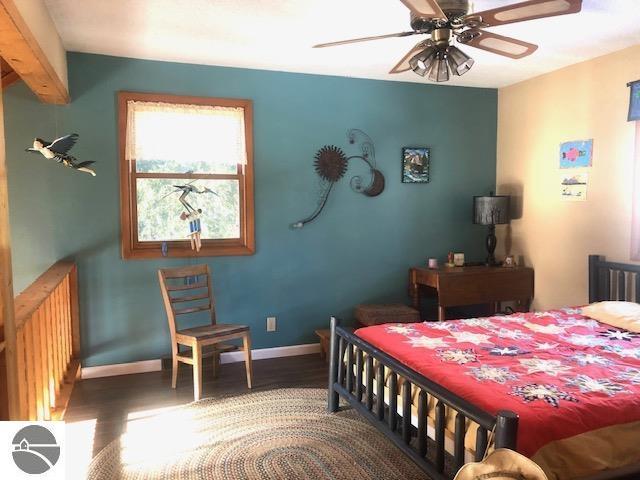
(158, 264, 216, 345)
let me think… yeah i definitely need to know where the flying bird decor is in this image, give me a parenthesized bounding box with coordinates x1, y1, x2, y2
(291, 129, 384, 229)
(25, 133, 96, 176)
(162, 181, 218, 252)
(314, 0, 583, 82)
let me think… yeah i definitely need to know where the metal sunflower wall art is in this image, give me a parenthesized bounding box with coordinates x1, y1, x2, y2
(291, 129, 385, 229)
(314, 146, 348, 182)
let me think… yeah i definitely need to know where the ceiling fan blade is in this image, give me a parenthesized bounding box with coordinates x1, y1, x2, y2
(470, 0, 582, 27)
(461, 29, 538, 59)
(313, 31, 417, 48)
(389, 40, 432, 73)
(399, 0, 446, 20)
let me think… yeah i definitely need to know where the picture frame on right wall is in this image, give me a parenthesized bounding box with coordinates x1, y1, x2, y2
(402, 147, 430, 183)
(628, 80, 640, 121)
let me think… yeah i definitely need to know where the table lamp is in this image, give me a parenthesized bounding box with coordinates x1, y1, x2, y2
(473, 192, 510, 266)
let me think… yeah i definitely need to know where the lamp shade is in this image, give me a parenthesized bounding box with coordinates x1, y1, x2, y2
(473, 195, 510, 225)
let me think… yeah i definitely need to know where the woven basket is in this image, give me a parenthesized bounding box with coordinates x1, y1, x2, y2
(355, 304, 420, 326)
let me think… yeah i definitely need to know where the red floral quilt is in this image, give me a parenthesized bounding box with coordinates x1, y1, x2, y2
(355, 308, 640, 457)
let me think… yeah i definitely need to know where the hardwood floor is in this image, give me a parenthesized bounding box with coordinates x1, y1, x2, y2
(64, 354, 327, 458)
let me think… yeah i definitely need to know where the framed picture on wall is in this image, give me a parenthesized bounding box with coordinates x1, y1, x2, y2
(402, 147, 430, 183)
(628, 80, 640, 121)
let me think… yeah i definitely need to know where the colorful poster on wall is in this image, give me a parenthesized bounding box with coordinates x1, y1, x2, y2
(559, 139, 593, 169)
(629, 80, 640, 121)
(560, 172, 588, 201)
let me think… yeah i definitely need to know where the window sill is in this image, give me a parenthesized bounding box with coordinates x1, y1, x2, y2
(121, 243, 255, 259)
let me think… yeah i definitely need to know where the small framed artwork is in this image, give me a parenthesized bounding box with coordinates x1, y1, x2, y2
(402, 147, 430, 183)
(559, 139, 593, 169)
(560, 172, 588, 201)
(628, 80, 640, 121)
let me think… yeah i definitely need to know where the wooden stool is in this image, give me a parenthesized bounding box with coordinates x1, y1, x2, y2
(354, 304, 420, 327)
(315, 329, 330, 362)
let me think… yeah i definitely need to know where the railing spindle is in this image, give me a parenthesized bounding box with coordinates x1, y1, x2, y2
(32, 315, 44, 420)
(475, 426, 488, 462)
(64, 276, 72, 366)
(365, 355, 374, 411)
(56, 285, 67, 375)
(346, 343, 354, 393)
(402, 379, 412, 444)
(417, 390, 427, 457)
(24, 322, 37, 420)
(388, 372, 397, 431)
(48, 297, 60, 401)
(337, 337, 346, 386)
(355, 348, 363, 402)
(619, 271, 627, 301)
(454, 412, 466, 471)
(38, 307, 51, 420)
(435, 400, 445, 473)
(376, 362, 385, 421)
(47, 299, 57, 408)
(57, 286, 65, 384)
(15, 329, 28, 419)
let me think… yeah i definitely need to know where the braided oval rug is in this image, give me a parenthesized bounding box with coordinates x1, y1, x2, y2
(87, 388, 429, 480)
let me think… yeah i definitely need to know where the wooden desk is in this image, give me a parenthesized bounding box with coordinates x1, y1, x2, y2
(409, 266, 534, 321)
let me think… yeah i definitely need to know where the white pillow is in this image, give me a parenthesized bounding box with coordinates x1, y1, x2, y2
(581, 301, 640, 333)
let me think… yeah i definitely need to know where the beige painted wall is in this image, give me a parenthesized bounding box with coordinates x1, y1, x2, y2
(497, 45, 640, 310)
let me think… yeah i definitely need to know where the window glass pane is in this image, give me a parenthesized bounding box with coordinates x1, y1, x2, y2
(136, 178, 240, 241)
(129, 102, 245, 174)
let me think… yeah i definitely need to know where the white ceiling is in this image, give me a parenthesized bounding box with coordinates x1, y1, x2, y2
(44, 0, 640, 88)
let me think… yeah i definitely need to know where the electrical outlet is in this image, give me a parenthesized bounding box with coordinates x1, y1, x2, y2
(266, 316, 277, 332)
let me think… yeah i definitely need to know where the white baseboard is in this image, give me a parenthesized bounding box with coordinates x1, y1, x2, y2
(80, 343, 321, 379)
(81, 359, 162, 379)
(219, 342, 320, 364)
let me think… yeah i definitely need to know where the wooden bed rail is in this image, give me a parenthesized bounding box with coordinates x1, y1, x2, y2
(589, 255, 640, 303)
(328, 316, 518, 480)
(1, 260, 81, 420)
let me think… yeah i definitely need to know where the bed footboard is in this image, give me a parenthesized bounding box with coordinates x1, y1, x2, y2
(327, 316, 518, 480)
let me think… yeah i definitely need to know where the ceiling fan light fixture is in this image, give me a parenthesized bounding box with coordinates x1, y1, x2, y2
(446, 45, 475, 76)
(409, 46, 437, 76)
(428, 51, 450, 82)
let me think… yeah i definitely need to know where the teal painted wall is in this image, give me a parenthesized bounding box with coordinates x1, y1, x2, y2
(4, 53, 497, 367)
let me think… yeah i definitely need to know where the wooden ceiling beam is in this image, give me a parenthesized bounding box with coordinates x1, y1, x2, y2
(0, 0, 68, 104)
(0, 57, 19, 90)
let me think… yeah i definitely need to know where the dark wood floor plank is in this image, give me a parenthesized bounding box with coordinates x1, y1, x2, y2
(64, 354, 327, 456)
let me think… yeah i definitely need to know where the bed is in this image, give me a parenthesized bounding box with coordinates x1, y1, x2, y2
(327, 255, 640, 480)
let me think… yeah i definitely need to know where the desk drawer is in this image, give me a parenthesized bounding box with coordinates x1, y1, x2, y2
(437, 269, 534, 306)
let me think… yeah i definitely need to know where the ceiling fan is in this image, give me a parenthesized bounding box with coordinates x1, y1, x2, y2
(313, 0, 583, 82)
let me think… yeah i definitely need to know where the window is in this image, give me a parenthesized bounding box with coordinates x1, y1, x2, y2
(119, 92, 254, 259)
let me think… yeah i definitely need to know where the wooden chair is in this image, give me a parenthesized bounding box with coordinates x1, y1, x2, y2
(158, 264, 252, 400)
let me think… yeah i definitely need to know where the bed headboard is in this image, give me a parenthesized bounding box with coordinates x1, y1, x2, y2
(589, 255, 640, 303)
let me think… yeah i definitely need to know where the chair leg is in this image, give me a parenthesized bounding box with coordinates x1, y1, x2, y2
(212, 352, 219, 379)
(171, 354, 178, 389)
(242, 333, 253, 389)
(193, 343, 203, 401)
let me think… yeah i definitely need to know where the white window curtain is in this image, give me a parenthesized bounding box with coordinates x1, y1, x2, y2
(125, 100, 247, 166)
(631, 121, 640, 260)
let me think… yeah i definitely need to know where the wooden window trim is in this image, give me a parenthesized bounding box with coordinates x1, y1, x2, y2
(118, 91, 255, 259)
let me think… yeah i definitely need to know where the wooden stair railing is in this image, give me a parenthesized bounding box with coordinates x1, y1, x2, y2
(1, 260, 81, 420)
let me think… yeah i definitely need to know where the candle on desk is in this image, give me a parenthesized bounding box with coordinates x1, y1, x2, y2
(428, 258, 438, 269)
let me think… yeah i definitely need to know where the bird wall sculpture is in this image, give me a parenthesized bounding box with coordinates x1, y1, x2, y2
(162, 180, 218, 252)
(25, 133, 96, 176)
